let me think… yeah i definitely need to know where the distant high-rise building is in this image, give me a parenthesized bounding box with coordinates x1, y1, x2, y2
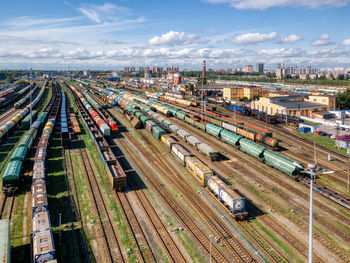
(245, 65, 253, 73)
(124, 67, 130, 72)
(256, 63, 264, 73)
(139, 67, 145, 72)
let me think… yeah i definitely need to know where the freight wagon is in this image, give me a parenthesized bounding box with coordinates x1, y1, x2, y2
(121, 103, 247, 218)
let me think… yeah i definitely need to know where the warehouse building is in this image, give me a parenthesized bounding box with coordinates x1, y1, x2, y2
(223, 86, 269, 101)
(252, 95, 329, 117)
(336, 135, 350, 149)
(305, 95, 336, 111)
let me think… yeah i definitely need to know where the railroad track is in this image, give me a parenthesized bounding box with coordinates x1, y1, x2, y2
(0, 107, 17, 125)
(165, 115, 349, 262)
(115, 191, 156, 263)
(0, 194, 15, 220)
(247, 203, 325, 263)
(235, 115, 350, 190)
(114, 124, 231, 263)
(126, 174, 188, 263)
(76, 136, 125, 263)
(136, 128, 256, 262)
(64, 142, 92, 262)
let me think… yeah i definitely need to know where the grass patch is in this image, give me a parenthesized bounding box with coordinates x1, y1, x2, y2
(175, 231, 207, 263)
(295, 130, 348, 156)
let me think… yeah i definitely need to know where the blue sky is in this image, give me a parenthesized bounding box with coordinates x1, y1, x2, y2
(0, 0, 349, 69)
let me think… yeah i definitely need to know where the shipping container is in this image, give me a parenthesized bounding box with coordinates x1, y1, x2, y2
(171, 144, 191, 165)
(161, 134, 177, 150)
(222, 122, 237, 133)
(186, 157, 213, 185)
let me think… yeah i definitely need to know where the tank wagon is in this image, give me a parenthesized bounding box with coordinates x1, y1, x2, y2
(14, 85, 39, 108)
(0, 84, 45, 141)
(119, 101, 247, 219)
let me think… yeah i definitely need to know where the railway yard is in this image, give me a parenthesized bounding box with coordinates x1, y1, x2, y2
(0, 79, 349, 263)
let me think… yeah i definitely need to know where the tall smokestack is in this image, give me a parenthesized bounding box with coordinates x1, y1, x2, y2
(202, 60, 206, 81)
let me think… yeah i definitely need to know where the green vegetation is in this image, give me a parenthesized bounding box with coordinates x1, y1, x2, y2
(336, 87, 350, 109)
(295, 130, 348, 155)
(175, 232, 207, 263)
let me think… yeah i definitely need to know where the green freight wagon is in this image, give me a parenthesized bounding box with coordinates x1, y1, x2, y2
(37, 112, 47, 124)
(21, 110, 38, 129)
(139, 115, 151, 125)
(220, 130, 242, 147)
(194, 120, 206, 130)
(2, 160, 22, 186)
(239, 139, 266, 159)
(175, 111, 188, 120)
(19, 134, 34, 149)
(11, 145, 28, 162)
(263, 149, 304, 178)
(162, 120, 172, 128)
(168, 107, 178, 117)
(134, 111, 143, 119)
(205, 123, 223, 137)
(184, 116, 195, 125)
(152, 125, 166, 140)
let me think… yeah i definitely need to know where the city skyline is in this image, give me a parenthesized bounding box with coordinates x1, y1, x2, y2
(0, 0, 350, 69)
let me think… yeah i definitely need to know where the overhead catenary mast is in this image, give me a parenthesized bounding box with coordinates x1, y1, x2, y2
(201, 60, 206, 121)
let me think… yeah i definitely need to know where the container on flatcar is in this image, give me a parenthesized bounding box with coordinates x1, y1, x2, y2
(186, 157, 213, 185)
(161, 134, 177, 150)
(171, 144, 191, 165)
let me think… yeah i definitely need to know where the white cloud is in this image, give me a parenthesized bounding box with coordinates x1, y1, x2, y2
(341, 39, 350, 46)
(312, 34, 331, 46)
(148, 31, 205, 46)
(204, 0, 350, 10)
(278, 34, 302, 43)
(78, 2, 130, 23)
(232, 32, 276, 44)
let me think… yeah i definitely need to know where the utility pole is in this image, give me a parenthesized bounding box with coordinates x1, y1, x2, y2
(30, 68, 32, 126)
(308, 163, 316, 263)
(265, 107, 268, 131)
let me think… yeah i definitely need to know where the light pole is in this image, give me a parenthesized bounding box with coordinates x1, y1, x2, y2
(308, 163, 316, 263)
(30, 68, 32, 126)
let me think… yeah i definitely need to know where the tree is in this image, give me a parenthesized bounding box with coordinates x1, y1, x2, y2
(5, 76, 14, 83)
(336, 88, 350, 110)
(337, 74, 345, 80)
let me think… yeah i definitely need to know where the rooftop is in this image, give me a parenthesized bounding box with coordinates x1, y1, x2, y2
(336, 135, 350, 141)
(272, 100, 327, 109)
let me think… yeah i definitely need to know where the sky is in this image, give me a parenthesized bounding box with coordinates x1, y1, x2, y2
(0, 0, 349, 70)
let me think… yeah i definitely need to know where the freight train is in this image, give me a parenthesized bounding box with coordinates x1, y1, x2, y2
(70, 85, 111, 136)
(31, 85, 61, 263)
(118, 92, 305, 179)
(224, 104, 251, 116)
(0, 84, 46, 140)
(14, 85, 39, 108)
(115, 97, 247, 219)
(0, 84, 32, 108)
